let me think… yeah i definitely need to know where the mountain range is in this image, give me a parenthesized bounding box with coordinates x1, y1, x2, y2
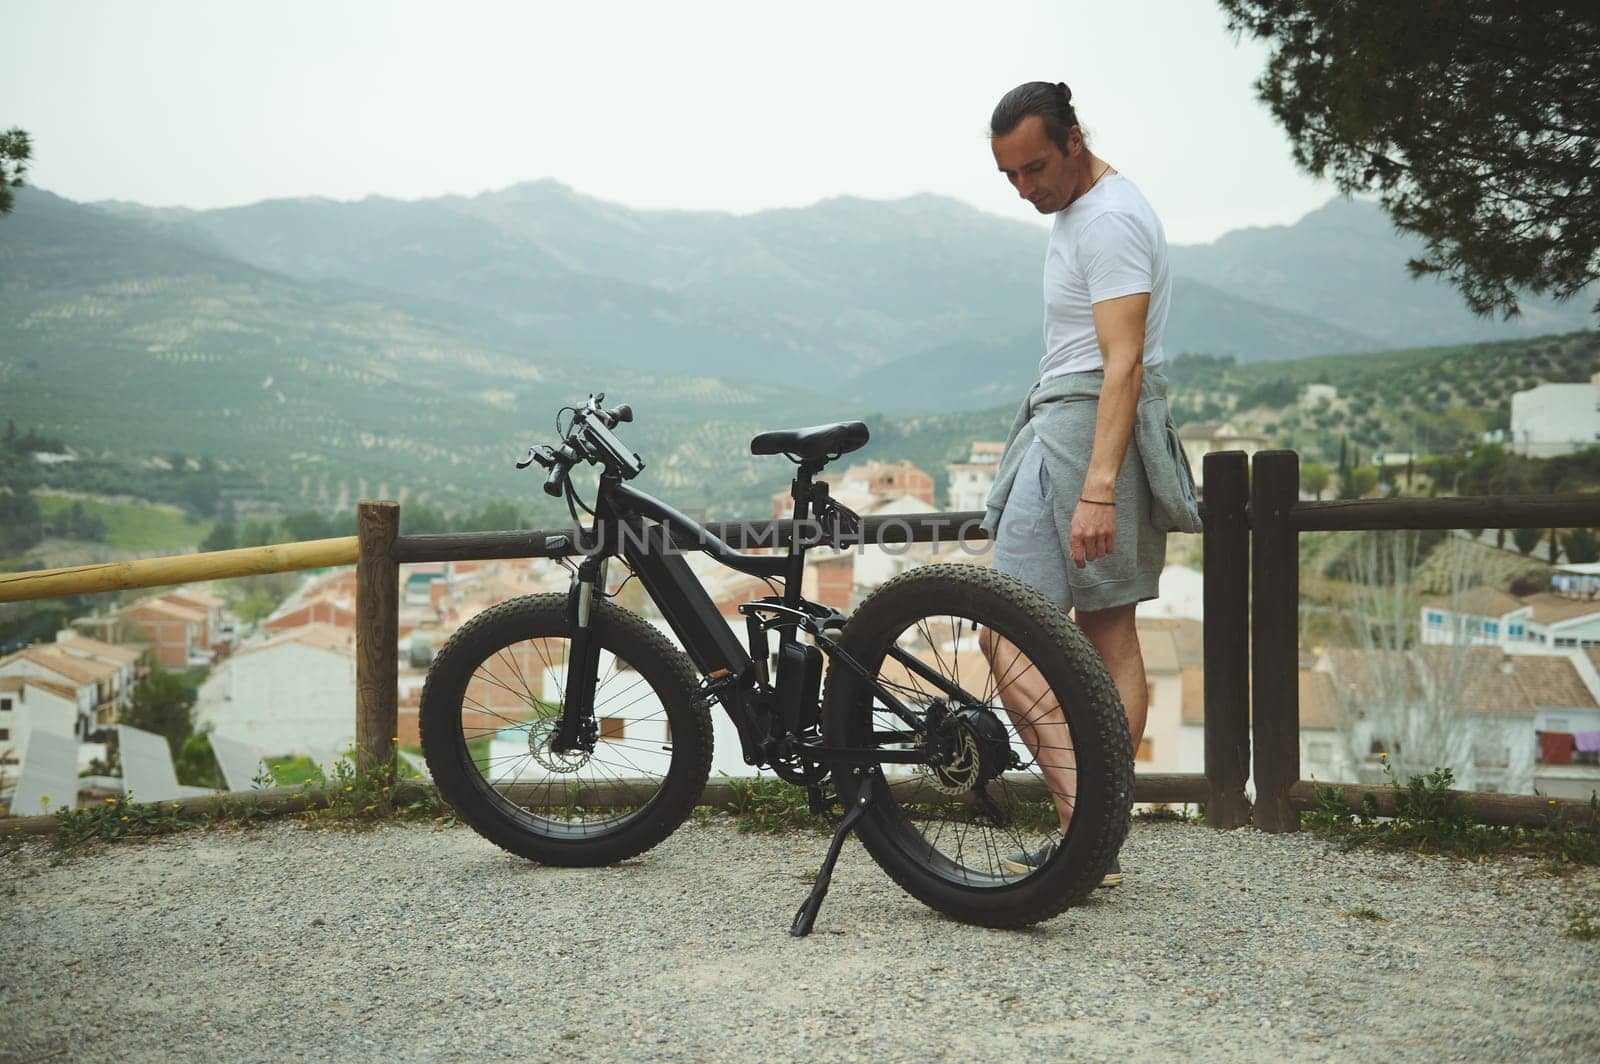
(1, 181, 1594, 516)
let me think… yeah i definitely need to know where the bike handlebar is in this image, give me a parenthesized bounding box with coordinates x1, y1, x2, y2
(525, 393, 645, 495)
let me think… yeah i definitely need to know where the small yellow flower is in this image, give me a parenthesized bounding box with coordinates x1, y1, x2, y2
(345, 785, 354, 792)
(121, 815, 129, 821)
(104, 797, 116, 804)
(1549, 799, 1558, 806)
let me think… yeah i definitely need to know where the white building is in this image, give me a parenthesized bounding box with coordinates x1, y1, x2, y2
(1320, 646, 1538, 793)
(196, 624, 356, 759)
(1515, 652, 1600, 800)
(1178, 422, 1269, 488)
(1136, 563, 1204, 623)
(1421, 586, 1600, 650)
(49, 632, 145, 717)
(1175, 662, 1349, 787)
(0, 676, 80, 799)
(1134, 618, 1199, 775)
(1508, 379, 1600, 457)
(0, 647, 111, 737)
(1300, 383, 1338, 405)
(945, 441, 1004, 513)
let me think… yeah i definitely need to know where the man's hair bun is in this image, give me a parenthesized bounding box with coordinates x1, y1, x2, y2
(991, 81, 1081, 153)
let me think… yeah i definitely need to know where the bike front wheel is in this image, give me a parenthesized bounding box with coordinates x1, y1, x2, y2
(821, 564, 1132, 928)
(420, 593, 712, 866)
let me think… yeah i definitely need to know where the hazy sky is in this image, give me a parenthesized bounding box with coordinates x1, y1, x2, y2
(10, 0, 1339, 244)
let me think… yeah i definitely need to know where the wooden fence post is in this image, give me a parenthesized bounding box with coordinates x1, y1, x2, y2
(356, 500, 400, 778)
(1202, 451, 1252, 828)
(1250, 451, 1301, 832)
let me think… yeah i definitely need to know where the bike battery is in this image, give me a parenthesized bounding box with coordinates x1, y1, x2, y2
(776, 639, 824, 735)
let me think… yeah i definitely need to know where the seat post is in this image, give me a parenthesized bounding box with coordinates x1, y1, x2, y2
(784, 459, 825, 606)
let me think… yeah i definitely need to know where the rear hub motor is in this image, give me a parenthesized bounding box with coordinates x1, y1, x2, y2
(923, 703, 1013, 795)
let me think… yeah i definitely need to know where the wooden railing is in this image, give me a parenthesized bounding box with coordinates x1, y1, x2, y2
(1235, 448, 1600, 831)
(3, 459, 1598, 832)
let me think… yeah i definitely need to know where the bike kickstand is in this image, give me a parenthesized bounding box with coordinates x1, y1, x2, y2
(790, 780, 874, 938)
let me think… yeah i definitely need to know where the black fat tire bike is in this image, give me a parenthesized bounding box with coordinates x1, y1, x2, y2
(420, 394, 1132, 934)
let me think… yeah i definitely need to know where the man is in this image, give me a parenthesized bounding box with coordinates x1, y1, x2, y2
(978, 81, 1202, 883)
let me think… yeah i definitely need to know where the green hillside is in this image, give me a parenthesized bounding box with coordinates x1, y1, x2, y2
(1169, 330, 1599, 464)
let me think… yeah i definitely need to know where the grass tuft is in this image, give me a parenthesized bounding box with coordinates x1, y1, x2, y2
(1304, 764, 1600, 870)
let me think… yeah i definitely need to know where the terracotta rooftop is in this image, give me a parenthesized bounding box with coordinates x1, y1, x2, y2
(1177, 421, 1223, 440)
(1325, 645, 1537, 718)
(1511, 654, 1597, 709)
(1414, 646, 1537, 717)
(55, 635, 144, 664)
(1521, 591, 1600, 626)
(3, 647, 115, 685)
(1299, 670, 1343, 729)
(233, 623, 355, 660)
(162, 589, 224, 610)
(122, 597, 206, 623)
(1421, 585, 1528, 619)
(19, 677, 80, 702)
(1136, 622, 1181, 675)
(1140, 617, 1203, 668)
(1180, 666, 1205, 724)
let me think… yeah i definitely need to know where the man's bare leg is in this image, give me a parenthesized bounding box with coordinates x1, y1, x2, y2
(979, 603, 1146, 834)
(978, 627, 1076, 832)
(1072, 603, 1148, 754)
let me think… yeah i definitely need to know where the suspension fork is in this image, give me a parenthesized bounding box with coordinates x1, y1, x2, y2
(553, 553, 607, 754)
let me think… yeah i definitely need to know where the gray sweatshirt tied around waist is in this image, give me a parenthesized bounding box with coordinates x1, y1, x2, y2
(980, 365, 1204, 543)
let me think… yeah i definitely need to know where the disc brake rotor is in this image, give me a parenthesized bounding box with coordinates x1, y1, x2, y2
(527, 717, 590, 773)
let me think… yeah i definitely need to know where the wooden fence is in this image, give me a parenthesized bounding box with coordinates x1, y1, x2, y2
(2, 454, 1598, 832)
(1233, 448, 1600, 831)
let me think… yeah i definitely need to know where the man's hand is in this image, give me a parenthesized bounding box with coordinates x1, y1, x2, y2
(1070, 497, 1117, 568)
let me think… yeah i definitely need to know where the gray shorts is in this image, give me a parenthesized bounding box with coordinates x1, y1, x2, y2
(989, 438, 1165, 614)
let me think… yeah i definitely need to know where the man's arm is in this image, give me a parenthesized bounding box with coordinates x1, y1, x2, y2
(1069, 291, 1148, 568)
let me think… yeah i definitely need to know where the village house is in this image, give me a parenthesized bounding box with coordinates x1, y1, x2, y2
(116, 595, 209, 669)
(1132, 617, 1199, 774)
(1318, 645, 1539, 793)
(1177, 422, 1269, 487)
(1516, 651, 1600, 800)
(47, 632, 147, 713)
(944, 441, 1004, 513)
(0, 675, 79, 790)
(1420, 584, 1600, 650)
(1508, 376, 1600, 457)
(263, 591, 357, 635)
(160, 588, 228, 650)
(838, 460, 935, 507)
(0, 646, 117, 735)
(195, 623, 356, 762)
(1135, 563, 1204, 623)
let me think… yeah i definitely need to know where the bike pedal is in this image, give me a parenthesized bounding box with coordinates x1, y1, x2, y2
(693, 668, 737, 710)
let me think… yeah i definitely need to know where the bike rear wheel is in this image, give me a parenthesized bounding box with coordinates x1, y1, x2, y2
(420, 593, 712, 866)
(821, 564, 1132, 928)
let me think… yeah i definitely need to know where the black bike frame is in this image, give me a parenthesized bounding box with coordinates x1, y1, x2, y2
(554, 461, 974, 770)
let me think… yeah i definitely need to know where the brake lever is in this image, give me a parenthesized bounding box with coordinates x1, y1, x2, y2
(516, 445, 557, 470)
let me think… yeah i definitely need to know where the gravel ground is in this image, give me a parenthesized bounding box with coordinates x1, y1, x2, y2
(3, 817, 1597, 1063)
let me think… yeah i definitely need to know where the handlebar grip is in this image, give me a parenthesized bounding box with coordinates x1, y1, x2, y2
(543, 462, 569, 497)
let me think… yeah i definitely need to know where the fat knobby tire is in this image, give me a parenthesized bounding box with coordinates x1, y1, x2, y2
(420, 593, 712, 866)
(822, 563, 1133, 928)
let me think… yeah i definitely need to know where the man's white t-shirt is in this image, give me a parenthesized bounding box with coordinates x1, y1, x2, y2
(1039, 174, 1170, 380)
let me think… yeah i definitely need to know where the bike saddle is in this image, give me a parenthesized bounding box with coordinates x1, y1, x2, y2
(750, 421, 870, 461)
